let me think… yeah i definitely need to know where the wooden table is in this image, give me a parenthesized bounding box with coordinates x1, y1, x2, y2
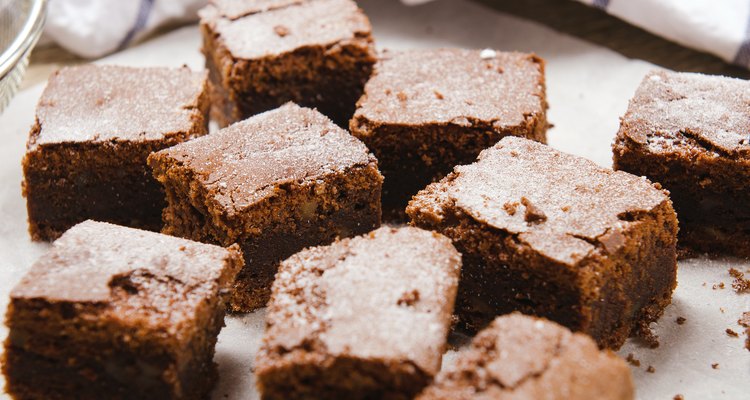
(21, 0, 748, 90)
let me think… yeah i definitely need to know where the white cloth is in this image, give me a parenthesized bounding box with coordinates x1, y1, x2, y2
(43, 0, 750, 70)
(575, 0, 750, 69)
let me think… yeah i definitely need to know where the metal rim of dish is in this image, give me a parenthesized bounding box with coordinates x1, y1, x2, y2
(0, 0, 47, 112)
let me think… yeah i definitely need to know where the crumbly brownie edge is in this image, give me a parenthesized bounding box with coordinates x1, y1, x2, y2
(407, 177, 677, 349)
(614, 132, 750, 258)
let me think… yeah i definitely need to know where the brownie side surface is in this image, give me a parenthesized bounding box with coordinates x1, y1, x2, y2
(408, 136, 677, 349)
(22, 65, 209, 241)
(613, 70, 750, 257)
(199, 0, 376, 126)
(416, 313, 634, 400)
(350, 49, 548, 220)
(149, 103, 382, 312)
(256, 226, 462, 400)
(3, 221, 243, 399)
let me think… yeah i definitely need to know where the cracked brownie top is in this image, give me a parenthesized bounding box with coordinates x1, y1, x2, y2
(417, 313, 633, 400)
(199, 0, 372, 59)
(30, 65, 207, 146)
(408, 137, 670, 265)
(258, 226, 461, 376)
(618, 70, 750, 158)
(351, 49, 546, 128)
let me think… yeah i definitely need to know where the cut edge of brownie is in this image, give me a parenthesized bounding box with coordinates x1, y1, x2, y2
(22, 71, 210, 241)
(407, 138, 678, 349)
(3, 225, 243, 399)
(199, 0, 377, 127)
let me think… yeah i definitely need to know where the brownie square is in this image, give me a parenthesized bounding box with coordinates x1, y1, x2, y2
(350, 48, 548, 220)
(407, 137, 678, 349)
(199, 0, 376, 127)
(148, 103, 382, 312)
(3, 220, 243, 399)
(22, 65, 209, 241)
(613, 70, 750, 257)
(417, 313, 634, 400)
(256, 226, 462, 399)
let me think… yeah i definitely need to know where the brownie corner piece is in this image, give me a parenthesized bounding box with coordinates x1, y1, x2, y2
(22, 64, 209, 241)
(3, 220, 242, 399)
(350, 48, 548, 219)
(148, 103, 383, 312)
(613, 70, 750, 257)
(199, 0, 376, 127)
(416, 313, 634, 400)
(408, 136, 677, 349)
(255, 226, 461, 399)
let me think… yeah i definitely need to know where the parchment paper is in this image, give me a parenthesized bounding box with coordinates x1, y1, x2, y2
(1, 1, 748, 399)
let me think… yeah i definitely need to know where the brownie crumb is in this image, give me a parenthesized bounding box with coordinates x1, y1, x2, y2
(726, 328, 739, 337)
(397, 91, 408, 102)
(635, 321, 660, 348)
(520, 196, 547, 224)
(676, 316, 686, 325)
(674, 395, 684, 400)
(712, 282, 725, 290)
(728, 268, 750, 293)
(646, 365, 655, 373)
(273, 25, 290, 37)
(720, 307, 726, 313)
(502, 201, 518, 216)
(397, 289, 421, 306)
(433, 90, 444, 100)
(711, 363, 719, 369)
(626, 353, 641, 367)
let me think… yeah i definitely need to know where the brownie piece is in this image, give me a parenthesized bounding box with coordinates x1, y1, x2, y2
(22, 64, 209, 241)
(613, 70, 750, 257)
(148, 103, 382, 312)
(350, 49, 548, 220)
(417, 313, 634, 400)
(256, 226, 462, 400)
(199, 0, 376, 127)
(3, 220, 243, 400)
(407, 137, 678, 349)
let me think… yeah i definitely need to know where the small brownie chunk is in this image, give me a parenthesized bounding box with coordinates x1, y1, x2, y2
(417, 313, 634, 400)
(199, 0, 376, 127)
(408, 137, 677, 349)
(350, 49, 548, 220)
(3, 220, 243, 400)
(149, 103, 382, 312)
(256, 226, 462, 400)
(22, 64, 209, 241)
(613, 70, 750, 257)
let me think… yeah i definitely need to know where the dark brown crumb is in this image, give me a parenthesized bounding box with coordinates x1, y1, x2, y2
(397, 289, 420, 306)
(712, 282, 725, 290)
(273, 25, 290, 37)
(676, 316, 686, 325)
(396, 91, 408, 102)
(433, 90, 444, 100)
(502, 201, 518, 216)
(739, 312, 750, 327)
(720, 307, 726, 313)
(711, 363, 719, 369)
(520, 196, 547, 223)
(635, 321, 660, 348)
(673, 394, 684, 400)
(626, 353, 641, 367)
(729, 268, 750, 293)
(726, 328, 739, 337)
(646, 365, 655, 373)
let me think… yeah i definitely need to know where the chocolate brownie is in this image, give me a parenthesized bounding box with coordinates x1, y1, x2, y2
(613, 70, 750, 257)
(417, 313, 634, 400)
(256, 226, 462, 400)
(22, 64, 209, 241)
(350, 49, 548, 220)
(199, 0, 376, 127)
(148, 103, 382, 312)
(3, 220, 243, 399)
(407, 137, 677, 349)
